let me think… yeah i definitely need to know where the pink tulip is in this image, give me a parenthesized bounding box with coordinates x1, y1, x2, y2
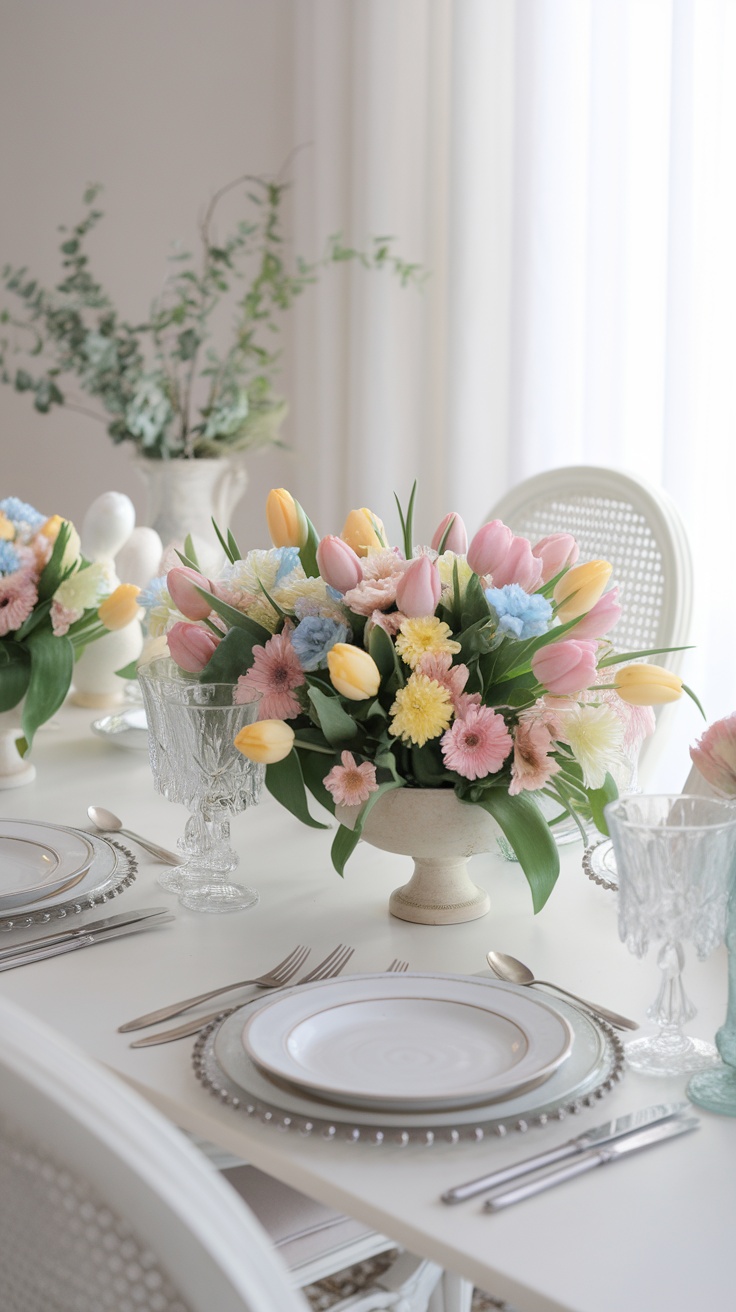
(491, 536, 544, 592)
(316, 535, 363, 593)
(532, 533, 580, 584)
(569, 586, 622, 639)
(166, 621, 220, 674)
(531, 639, 599, 695)
(167, 566, 214, 621)
(431, 512, 468, 555)
(395, 555, 441, 618)
(467, 519, 514, 577)
(690, 714, 736, 798)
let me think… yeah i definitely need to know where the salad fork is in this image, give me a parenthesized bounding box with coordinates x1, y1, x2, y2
(128, 944, 356, 1047)
(118, 944, 310, 1032)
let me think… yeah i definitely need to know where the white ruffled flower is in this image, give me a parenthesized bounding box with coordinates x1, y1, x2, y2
(556, 702, 628, 790)
(53, 560, 114, 612)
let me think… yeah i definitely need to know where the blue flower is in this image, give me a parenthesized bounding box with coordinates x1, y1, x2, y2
(0, 541, 20, 576)
(138, 576, 170, 611)
(0, 497, 45, 530)
(273, 547, 301, 586)
(291, 615, 350, 672)
(485, 584, 553, 640)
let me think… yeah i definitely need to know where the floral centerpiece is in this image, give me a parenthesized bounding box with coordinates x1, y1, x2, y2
(142, 485, 696, 913)
(0, 176, 421, 461)
(0, 496, 141, 756)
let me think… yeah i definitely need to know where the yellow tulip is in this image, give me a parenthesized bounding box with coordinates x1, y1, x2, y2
(615, 663, 683, 706)
(39, 515, 82, 571)
(234, 719, 295, 764)
(98, 584, 142, 631)
(553, 559, 612, 622)
(341, 507, 386, 557)
(266, 487, 308, 548)
(0, 512, 14, 541)
(327, 643, 381, 700)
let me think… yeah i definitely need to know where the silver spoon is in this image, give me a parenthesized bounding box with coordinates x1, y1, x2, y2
(486, 950, 639, 1031)
(87, 806, 180, 866)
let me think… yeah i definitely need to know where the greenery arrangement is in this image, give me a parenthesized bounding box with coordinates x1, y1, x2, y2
(145, 484, 696, 913)
(0, 174, 421, 460)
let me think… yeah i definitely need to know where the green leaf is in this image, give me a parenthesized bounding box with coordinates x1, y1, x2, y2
(460, 572, 492, 628)
(200, 624, 263, 682)
(265, 751, 329, 830)
(298, 746, 337, 814)
(585, 772, 618, 835)
(114, 659, 139, 679)
(21, 630, 74, 747)
(193, 584, 271, 640)
(307, 686, 359, 747)
(298, 515, 320, 578)
(0, 645, 30, 711)
(13, 596, 52, 641)
(37, 522, 73, 601)
(183, 534, 200, 569)
(597, 646, 692, 668)
(471, 790, 560, 913)
(331, 824, 361, 877)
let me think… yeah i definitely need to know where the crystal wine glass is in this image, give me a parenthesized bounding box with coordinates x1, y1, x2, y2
(605, 794, 736, 1076)
(138, 657, 264, 914)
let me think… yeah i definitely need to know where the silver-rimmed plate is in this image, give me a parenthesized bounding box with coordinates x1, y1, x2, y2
(193, 977, 625, 1145)
(242, 974, 573, 1111)
(583, 837, 618, 891)
(91, 705, 148, 750)
(0, 834, 137, 932)
(0, 820, 96, 910)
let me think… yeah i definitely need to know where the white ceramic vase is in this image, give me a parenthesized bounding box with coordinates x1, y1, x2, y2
(133, 454, 249, 570)
(70, 622, 144, 709)
(0, 702, 36, 790)
(337, 788, 498, 925)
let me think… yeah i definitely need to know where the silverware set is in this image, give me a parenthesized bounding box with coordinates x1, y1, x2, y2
(0, 907, 174, 971)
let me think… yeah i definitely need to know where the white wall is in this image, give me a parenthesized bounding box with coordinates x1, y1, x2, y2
(0, 0, 297, 546)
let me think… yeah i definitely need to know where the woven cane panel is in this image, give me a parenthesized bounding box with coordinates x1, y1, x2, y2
(0, 1118, 192, 1312)
(506, 493, 665, 652)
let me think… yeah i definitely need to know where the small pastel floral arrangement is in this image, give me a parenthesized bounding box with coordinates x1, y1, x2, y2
(0, 497, 141, 750)
(691, 715, 736, 799)
(143, 485, 696, 912)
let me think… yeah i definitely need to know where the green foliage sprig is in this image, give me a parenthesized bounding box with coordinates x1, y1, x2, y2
(0, 174, 423, 460)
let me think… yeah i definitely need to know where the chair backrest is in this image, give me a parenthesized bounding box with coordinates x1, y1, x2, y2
(0, 996, 308, 1312)
(487, 465, 693, 668)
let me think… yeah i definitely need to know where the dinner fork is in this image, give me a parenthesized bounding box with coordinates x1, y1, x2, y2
(118, 945, 311, 1032)
(127, 944, 356, 1047)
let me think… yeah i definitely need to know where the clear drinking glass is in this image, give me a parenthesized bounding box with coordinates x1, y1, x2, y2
(606, 794, 736, 1076)
(138, 657, 264, 914)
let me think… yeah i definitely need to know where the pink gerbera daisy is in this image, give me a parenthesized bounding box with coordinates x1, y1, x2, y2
(323, 751, 379, 807)
(234, 629, 305, 720)
(440, 704, 513, 780)
(0, 571, 38, 637)
(509, 717, 561, 796)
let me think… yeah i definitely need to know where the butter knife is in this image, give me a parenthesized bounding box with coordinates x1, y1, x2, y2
(483, 1115, 700, 1211)
(0, 913, 175, 971)
(0, 907, 172, 963)
(441, 1101, 690, 1203)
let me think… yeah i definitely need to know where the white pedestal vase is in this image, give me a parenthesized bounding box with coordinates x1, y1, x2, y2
(336, 788, 497, 925)
(0, 703, 36, 789)
(133, 455, 249, 572)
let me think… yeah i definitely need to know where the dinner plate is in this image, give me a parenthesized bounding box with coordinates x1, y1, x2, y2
(582, 837, 618, 891)
(0, 830, 136, 930)
(91, 706, 149, 750)
(241, 974, 574, 1111)
(199, 977, 624, 1144)
(0, 820, 95, 910)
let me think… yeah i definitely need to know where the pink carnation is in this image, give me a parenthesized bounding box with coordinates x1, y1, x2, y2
(367, 609, 406, 638)
(51, 600, 83, 637)
(323, 750, 379, 807)
(234, 629, 305, 720)
(0, 571, 38, 637)
(343, 550, 406, 616)
(440, 704, 513, 780)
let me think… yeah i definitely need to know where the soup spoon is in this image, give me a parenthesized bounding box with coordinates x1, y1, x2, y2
(87, 806, 180, 866)
(486, 950, 639, 1031)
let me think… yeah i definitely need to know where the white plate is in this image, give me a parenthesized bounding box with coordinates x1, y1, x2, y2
(0, 829, 131, 930)
(91, 706, 148, 750)
(204, 978, 621, 1141)
(241, 974, 574, 1111)
(0, 820, 95, 910)
(583, 837, 618, 891)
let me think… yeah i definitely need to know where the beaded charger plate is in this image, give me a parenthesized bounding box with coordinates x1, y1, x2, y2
(193, 980, 624, 1146)
(582, 837, 618, 892)
(0, 836, 137, 932)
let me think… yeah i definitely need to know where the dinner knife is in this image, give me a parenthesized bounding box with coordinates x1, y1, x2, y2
(441, 1101, 691, 1203)
(0, 907, 173, 963)
(482, 1115, 700, 1211)
(0, 913, 175, 971)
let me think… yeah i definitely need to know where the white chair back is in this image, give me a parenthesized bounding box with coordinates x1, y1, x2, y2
(0, 996, 308, 1312)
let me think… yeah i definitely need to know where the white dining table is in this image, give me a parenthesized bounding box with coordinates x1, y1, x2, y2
(1, 702, 733, 1312)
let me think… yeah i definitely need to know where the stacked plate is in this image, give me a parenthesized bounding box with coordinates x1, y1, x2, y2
(0, 819, 136, 928)
(239, 973, 575, 1114)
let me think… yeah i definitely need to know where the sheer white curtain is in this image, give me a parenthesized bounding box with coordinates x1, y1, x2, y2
(291, 0, 736, 778)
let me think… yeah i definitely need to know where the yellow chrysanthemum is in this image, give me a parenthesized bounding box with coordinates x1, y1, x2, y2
(389, 673, 453, 746)
(394, 616, 462, 670)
